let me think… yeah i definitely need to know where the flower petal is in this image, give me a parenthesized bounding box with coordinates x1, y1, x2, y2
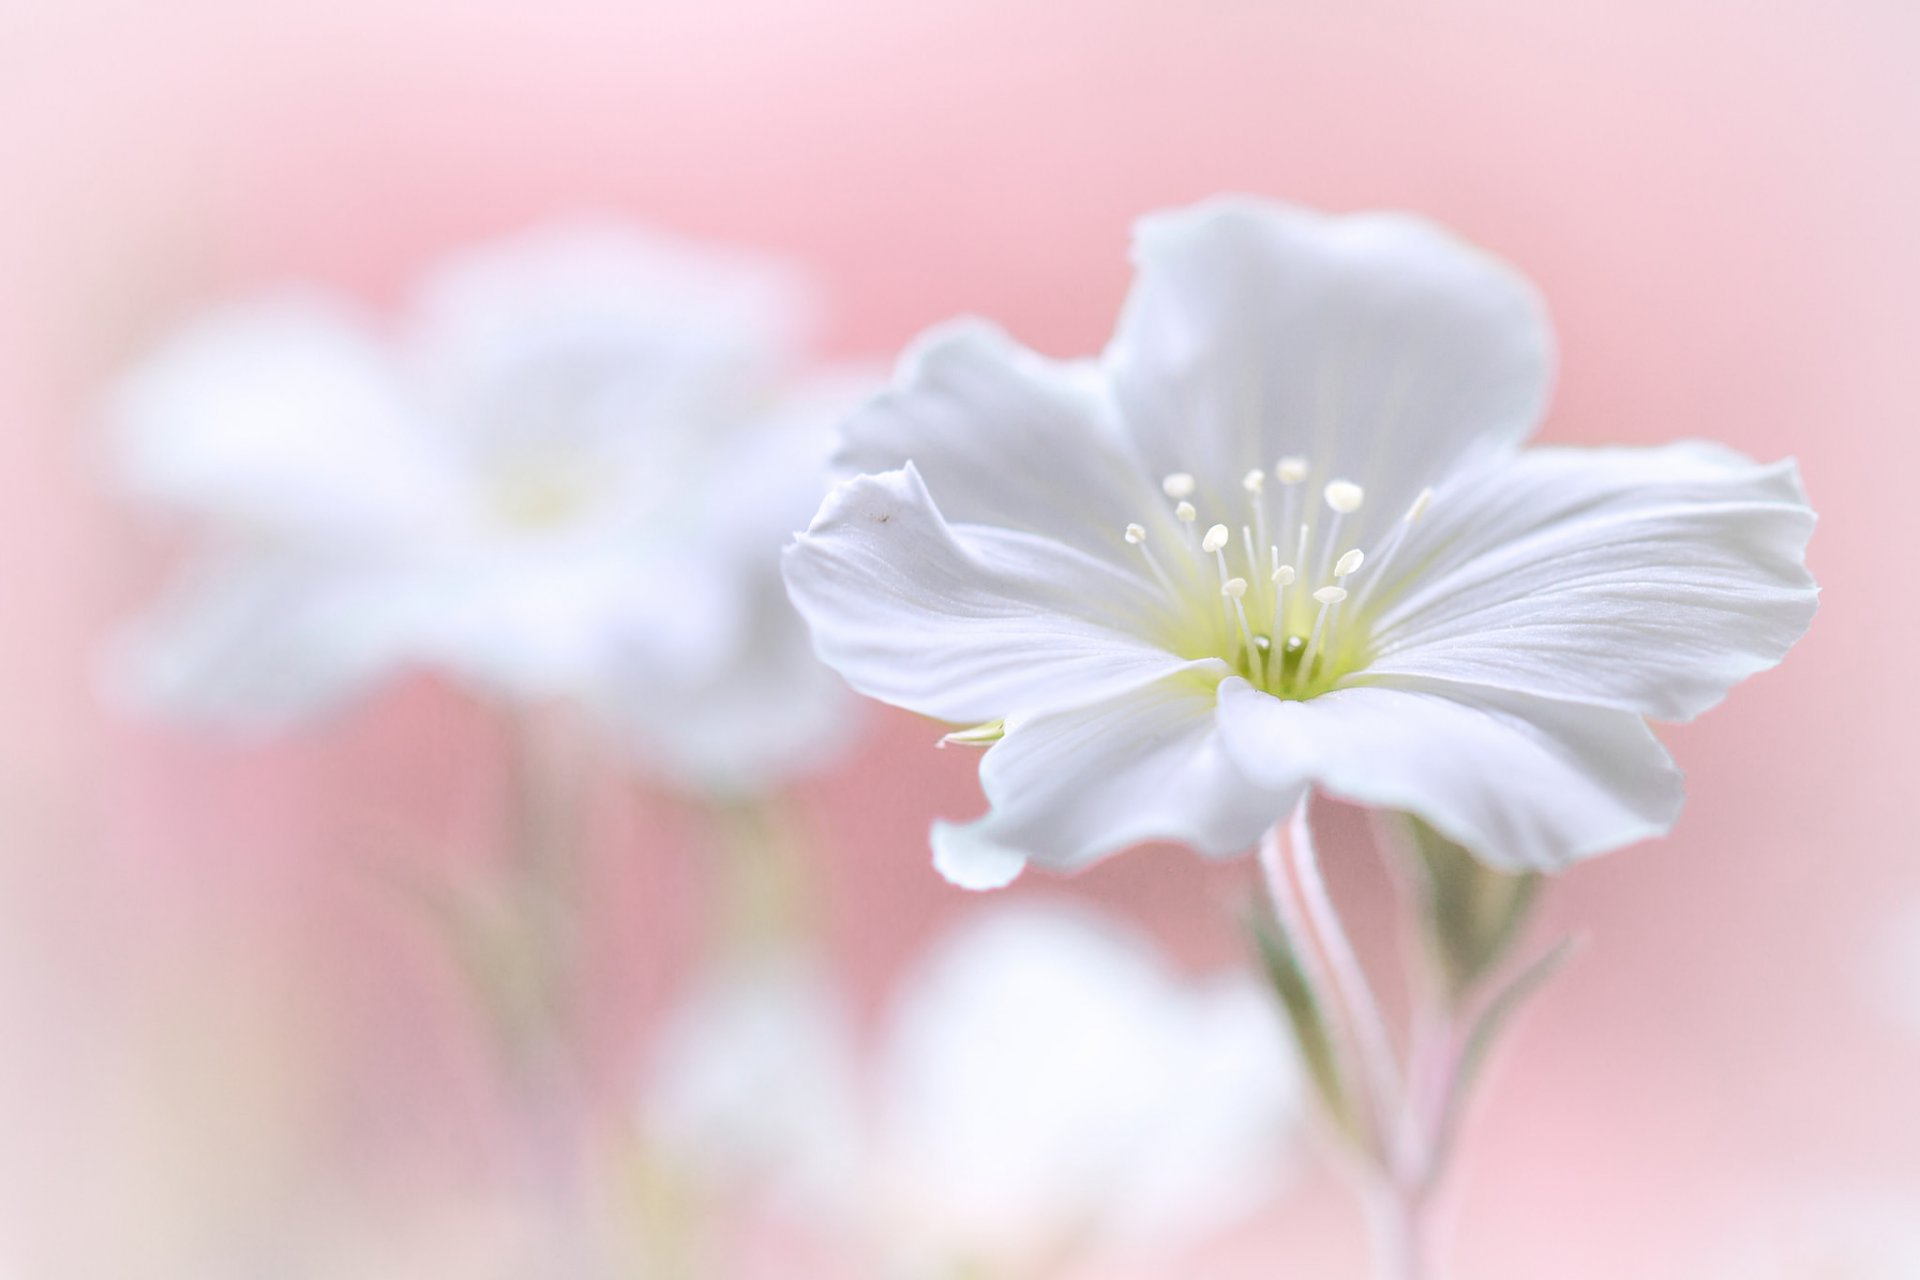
(836, 319, 1154, 566)
(1107, 198, 1553, 536)
(931, 666, 1299, 886)
(407, 219, 815, 442)
(783, 465, 1187, 724)
(1216, 677, 1683, 871)
(108, 295, 461, 542)
(875, 904, 1300, 1259)
(1363, 442, 1818, 721)
(104, 550, 423, 732)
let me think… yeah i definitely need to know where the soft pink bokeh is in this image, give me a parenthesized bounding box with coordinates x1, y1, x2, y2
(2, 0, 1915, 1274)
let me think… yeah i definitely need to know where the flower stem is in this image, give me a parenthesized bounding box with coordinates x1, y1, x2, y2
(1258, 799, 1486, 1280)
(1367, 1179, 1437, 1280)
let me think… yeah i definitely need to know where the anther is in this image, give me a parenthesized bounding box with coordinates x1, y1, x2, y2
(1242, 469, 1266, 493)
(1175, 501, 1197, 523)
(1202, 524, 1230, 553)
(1313, 585, 1348, 605)
(1324, 480, 1365, 514)
(1272, 564, 1296, 586)
(1276, 457, 1309, 485)
(1335, 549, 1365, 578)
(1124, 523, 1147, 544)
(1222, 577, 1248, 599)
(1163, 473, 1197, 500)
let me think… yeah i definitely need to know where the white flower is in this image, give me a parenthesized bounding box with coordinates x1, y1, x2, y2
(783, 198, 1817, 883)
(107, 220, 863, 793)
(639, 903, 1302, 1272)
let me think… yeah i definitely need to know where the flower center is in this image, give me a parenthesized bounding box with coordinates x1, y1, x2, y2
(1123, 459, 1432, 699)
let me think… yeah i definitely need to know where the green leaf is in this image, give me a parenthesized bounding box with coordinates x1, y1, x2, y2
(1244, 906, 1366, 1150)
(1400, 815, 1542, 1001)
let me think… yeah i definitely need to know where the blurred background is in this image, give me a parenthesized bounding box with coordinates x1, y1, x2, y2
(1, 0, 1916, 1275)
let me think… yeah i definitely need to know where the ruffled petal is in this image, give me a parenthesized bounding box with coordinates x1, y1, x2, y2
(1362, 442, 1818, 721)
(1107, 198, 1553, 541)
(1215, 677, 1683, 871)
(931, 666, 1299, 887)
(836, 320, 1155, 566)
(783, 465, 1187, 724)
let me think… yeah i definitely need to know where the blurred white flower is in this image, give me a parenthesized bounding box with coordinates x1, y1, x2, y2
(784, 198, 1817, 884)
(107, 220, 864, 793)
(1708, 1188, 1920, 1279)
(640, 902, 1303, 1275)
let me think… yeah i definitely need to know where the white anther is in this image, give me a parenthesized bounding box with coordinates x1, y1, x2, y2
(1276, 456, 1309, 485)
(1272, 564, 1296, 586)
(1175, 501, 1197, 523)
(1313, 585, 1349, 605)
(1162, 472, 1197, 499)
(1124, 523, 1147, 544)
(1405, 487, 1433, 523)
(1202, 524, 1230, 553)
(1222, 577, 1248, 599)
(1335, 548, 1365, 578)
(1242, 469, 1267, 493)
(1324, 480, 1365, 514)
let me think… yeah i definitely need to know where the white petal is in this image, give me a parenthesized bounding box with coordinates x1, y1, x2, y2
(837, 320, 1155, 565)
(107, 295, 461, 541)
(1215, 677, 1683, 871)
(1365, 442, 1818, 721)
(934, 666, 1298, 884)
(104, 551, 422, 731)
(407, 219, 815, 446)
(407, 538, 742, 702)
(782, 465, 1188, 724)
(597, 570, 859, 796)
(641, 951, 864, 1215)
(1107, 198, 1552, 533)
(874, 904, 1300, 1261)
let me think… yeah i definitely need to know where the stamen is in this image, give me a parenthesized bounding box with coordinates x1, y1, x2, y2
(1349, 486, 1434, 613)
(1405, 486, 1433, 523)
(1163, 472, 1196, 500)
(1276, 459, 1306, 560)
(1324, 480, 1365, 514)
(1242, 469, 1267, 494)
(1123, 522, 1181, 599)
(1175, 500, 1198, 548)
(1223, 578, 1260, 672)
(1316, 481, 1364, 585)
(1202, 524, 1231, 553)
(1335, 548, 1365, 578)
(1300, 585, 1348, 687)
(1266, 562, 1296, 684)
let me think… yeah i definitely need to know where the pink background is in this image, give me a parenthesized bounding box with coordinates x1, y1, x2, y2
(2, 0, 1916, 1274)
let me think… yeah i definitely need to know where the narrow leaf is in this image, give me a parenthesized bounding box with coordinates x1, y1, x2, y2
(1429, 935, 1580, 1180)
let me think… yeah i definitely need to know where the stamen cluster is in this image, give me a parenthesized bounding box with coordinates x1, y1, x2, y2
(1124, 460, 1432, 698)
